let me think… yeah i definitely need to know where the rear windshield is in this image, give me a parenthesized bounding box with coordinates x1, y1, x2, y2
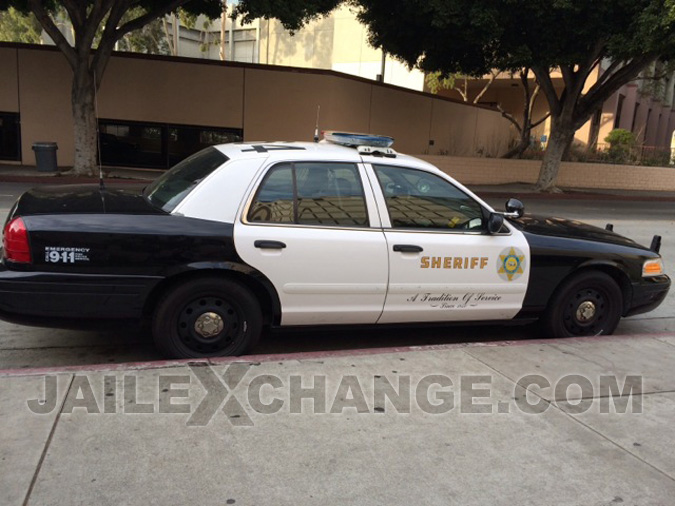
(144, 147, 228, 212)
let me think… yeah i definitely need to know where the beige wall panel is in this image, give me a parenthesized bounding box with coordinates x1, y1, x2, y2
(428, 100, 479, 156)
(0, 47, 19, 112)
(322, 76, 371, 133)
(18, 49, 74, 166)
(369, 86, 432, 153)
(243, 69, 333, 142)
(473, 109, 512, 157)
(99, 57, 244, 128)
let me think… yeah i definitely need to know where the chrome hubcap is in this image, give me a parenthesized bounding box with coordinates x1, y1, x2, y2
(194, 312, 224, 338)
(576, 301, 596, 322)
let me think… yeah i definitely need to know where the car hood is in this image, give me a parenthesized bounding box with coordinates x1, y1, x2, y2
(13, 183, 164, 216)
(511, 214, 647, 250)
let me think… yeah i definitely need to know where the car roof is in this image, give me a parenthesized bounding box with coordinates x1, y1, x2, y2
(213, 141, 437, 171)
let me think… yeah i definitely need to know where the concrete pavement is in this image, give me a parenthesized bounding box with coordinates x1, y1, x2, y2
(2, 332, 675, 506)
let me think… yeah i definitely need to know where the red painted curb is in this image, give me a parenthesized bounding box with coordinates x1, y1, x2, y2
(0, 331, 671, 378)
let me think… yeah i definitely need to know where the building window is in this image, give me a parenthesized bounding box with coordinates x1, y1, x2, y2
(631, 103, 640, 133)
(99, 119, 242, 169)
(614, 94, 625, 129)
(0, 112, 21, 161)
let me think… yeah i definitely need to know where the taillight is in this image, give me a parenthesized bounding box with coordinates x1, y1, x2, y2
(2, 217, 31, 263)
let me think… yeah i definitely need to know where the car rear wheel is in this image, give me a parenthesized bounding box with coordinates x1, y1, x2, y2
(152, 277, 262, 359)
(542, 271, 622, 338)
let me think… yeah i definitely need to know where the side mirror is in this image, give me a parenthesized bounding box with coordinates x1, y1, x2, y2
(487, 212, 504, 234)
(505, 198, 524, 218)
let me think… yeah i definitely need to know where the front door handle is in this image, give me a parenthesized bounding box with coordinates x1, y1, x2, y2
(393, 244, 423, 253)
(254, 240, 287, 249)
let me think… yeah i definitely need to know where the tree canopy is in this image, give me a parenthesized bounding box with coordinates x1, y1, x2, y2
(356, 0, 675, 190)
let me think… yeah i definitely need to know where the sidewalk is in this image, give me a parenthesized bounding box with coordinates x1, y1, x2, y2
(2, 332, 675, 505)
(3, 163, 675, 201)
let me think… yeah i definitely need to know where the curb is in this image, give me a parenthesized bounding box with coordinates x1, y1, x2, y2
(0, 332, 671, 378)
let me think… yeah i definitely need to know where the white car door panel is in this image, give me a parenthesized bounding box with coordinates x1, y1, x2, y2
(366, 163, 530, 324)
(234, 161, 388, 326)
(379, 230, 530, 323)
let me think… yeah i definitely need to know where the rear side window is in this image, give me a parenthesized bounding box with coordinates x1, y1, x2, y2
(247, 162, 369, 227)
(144, 147, 228, 212)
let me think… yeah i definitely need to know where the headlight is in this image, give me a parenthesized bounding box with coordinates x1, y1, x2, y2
(643, 258, 665, 277)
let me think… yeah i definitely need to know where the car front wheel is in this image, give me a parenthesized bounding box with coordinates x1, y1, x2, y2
(152, 277, 262, 359)
(542, 271, 623, 338)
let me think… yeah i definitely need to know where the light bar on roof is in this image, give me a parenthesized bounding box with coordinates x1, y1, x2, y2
(323, 131, 394, 148)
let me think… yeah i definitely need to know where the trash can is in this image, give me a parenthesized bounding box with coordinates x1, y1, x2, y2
(32, 142, 58, 172)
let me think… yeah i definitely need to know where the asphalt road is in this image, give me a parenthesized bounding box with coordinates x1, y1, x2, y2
(0, 182, 672, 370)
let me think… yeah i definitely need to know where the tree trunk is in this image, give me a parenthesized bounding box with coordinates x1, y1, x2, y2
(502, 127, 531, 159)
(535, 122, 575, 192)
(71, 68, 97, 176)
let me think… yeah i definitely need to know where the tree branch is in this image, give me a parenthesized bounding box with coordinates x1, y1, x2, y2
(27, 0, 77, 70)
(531, 113, 551, 129)
(61, 0, 84, 31)
(578, 55, 656, 123)
(114, 0, 188, 41)
(472, 70, 497, 104)
(497, 104, 522, 133)
(532, 65, 560, 117)
(92, 0, 131, 85)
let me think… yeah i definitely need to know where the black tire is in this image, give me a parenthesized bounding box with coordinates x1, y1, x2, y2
(152, 277, 263, 359)
(541, 271, 623, 338)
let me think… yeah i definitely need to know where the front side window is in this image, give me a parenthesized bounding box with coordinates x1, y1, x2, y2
(374, 165, 484, 231)
(248, 162, 369, 227)
(144, 147, 228, 212)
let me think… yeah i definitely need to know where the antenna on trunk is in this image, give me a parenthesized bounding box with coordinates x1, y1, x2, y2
(313, 105, 321, 142)
(94, 71, 105, 191)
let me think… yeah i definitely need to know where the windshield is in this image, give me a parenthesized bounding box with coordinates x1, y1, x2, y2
(144, 147, 228, 212)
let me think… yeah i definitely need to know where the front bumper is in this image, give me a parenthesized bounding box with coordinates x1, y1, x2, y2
(625, 275, 671, 317)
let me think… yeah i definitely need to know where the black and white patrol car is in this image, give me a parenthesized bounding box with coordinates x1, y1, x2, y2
(0, 133, 670, 358)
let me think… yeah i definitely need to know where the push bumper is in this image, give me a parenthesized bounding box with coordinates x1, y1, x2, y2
(625, 275, 671, 317)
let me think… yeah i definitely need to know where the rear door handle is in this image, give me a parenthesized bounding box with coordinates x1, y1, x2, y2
(254, 240, 287, 250)
(393, 244, 423, 253)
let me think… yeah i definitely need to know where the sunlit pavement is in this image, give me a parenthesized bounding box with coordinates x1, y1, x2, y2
(2, 332, 675, 506)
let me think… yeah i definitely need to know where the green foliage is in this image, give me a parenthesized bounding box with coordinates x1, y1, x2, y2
(355, 0, 675, 76)
(425, 71, 458, 95)
(604, 129, 636, 164)
(116, 9, 168, 55)
(0, 6, 41, 43)
(604, 128, 636, 147)
(234, 0, 341, 31)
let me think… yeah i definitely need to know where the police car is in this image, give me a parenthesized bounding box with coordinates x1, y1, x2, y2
(0, 133, 670, 358)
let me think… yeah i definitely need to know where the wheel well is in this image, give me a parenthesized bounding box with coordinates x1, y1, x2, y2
(142, 270, 278, 327)
(555, 265, 633, 315)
